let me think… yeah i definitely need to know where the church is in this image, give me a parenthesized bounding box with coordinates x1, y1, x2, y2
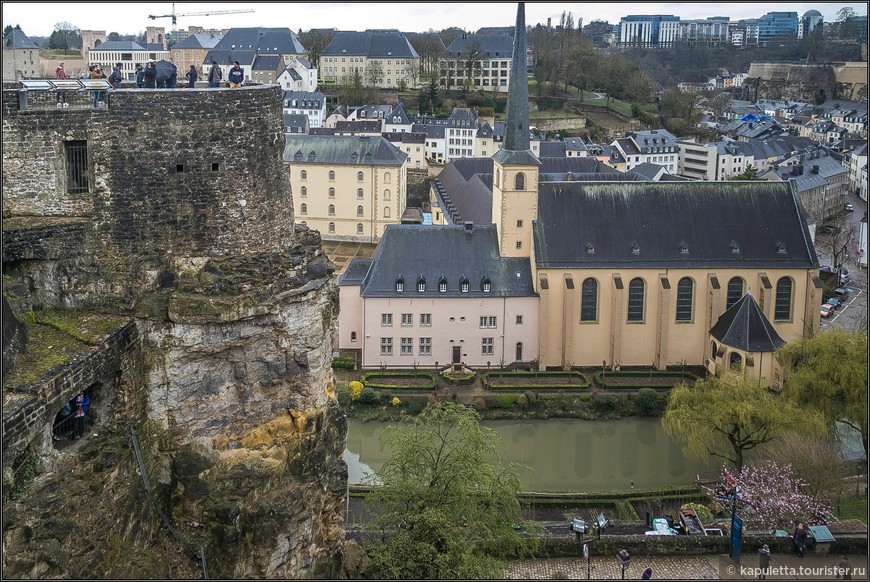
(337, 3, 822, 385)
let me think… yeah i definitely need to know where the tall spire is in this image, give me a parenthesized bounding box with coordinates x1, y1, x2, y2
(503, 2, 530, 152)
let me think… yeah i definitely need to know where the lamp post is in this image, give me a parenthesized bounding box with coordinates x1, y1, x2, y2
(616, 549, 630, 580)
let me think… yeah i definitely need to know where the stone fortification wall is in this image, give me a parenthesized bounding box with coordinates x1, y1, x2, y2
(2, 86, 346, 579)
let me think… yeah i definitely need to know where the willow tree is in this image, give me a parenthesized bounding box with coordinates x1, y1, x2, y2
(361, 401, 536, 580)
(663, 371, 825, 471)
(776, 328, 868, 460)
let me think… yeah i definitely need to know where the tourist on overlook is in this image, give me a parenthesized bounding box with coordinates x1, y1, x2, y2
(109, 62, 123, 89)
(228, 61, 244, 88)
(207, 60, 222, 88)
(134, 63, 144, 88)
(185, 65, 198, 88)
(55, 61, 67, 107)
(143, 61, 157, 89)
(89, 64, 106, 108)
(167, 59, 178, 88)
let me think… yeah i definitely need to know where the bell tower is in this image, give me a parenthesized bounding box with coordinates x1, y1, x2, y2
(491, 2, 540, 258)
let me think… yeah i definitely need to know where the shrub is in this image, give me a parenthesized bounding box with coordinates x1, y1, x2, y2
(349, 381, 364, 401)
(635, 388, 661, 415)
(592, 394, 618, 412)
(517, 394, 529, 408)
(336, 384, 352, 408)
(390, 396, 401, 407)
(331, 357, 356, 370)
(524, 390, 537, 405)
(358, 386, 381, 405)
(495, 394, 518, 409)
(473, 396, 487, 411)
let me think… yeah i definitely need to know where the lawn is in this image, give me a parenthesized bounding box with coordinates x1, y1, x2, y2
(836, 493, 868, 521)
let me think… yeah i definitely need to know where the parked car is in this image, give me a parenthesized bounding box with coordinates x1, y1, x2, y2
(845, 203, 854, 212)
(820, 303, 835, 318)
(826, 297, 841, 310)
(840, 274, 851, 285)
(820, 265, 833, 273)
(834, 288, 851, 300)
(818, 225, 838, 235)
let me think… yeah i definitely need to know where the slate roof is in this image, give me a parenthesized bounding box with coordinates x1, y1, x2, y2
(90, 41, 147, 51)
(627, 162, 667, 180)
(283, 135, 406, 166)
(445, 33, 514, 57)
(253, 55, 282, 71)
(173, 33, 222, 49)
(336, 120, 383, 134)
(710, 292, 785, 352)
(283, 114, 309, 134)
(282, 91, 325, 108)
(539, 142, 567, 157)
(322, 31, 419, 58)
(3, 25, 39, 49)
(533, 181, 818, 270)
(284, 68, 303, 81)
(383, 132, 426, 144)
(388, 103, 414, 125)
(214, 27, 305, 54)
(204, 49, 256, 66)
(412, 123, 446, 139)
(341, 224, 536, 299)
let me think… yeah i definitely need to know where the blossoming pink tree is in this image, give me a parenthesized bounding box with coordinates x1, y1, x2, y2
(719, 462, 833, 532)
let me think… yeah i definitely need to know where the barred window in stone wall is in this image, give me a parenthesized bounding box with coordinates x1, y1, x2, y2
(65, 141, 89, 194)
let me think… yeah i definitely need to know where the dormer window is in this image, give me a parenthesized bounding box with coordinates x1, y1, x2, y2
(417, 278, 426, 292)
(730, 240, 741, 255)
(776, 242, 787, 254)
(586, 243, 595, 255)
(460, 277, 469, 293)
(481, 277, 491, 293)
(439, 278, 448, 293)
(631, 241, 640, 255)
(679, 242, 689, 255)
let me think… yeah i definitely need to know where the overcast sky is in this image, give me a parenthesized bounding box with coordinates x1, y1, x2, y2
(3, 2, 867, 38)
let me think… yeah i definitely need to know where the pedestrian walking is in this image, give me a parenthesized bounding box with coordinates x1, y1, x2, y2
(837, 555, 852, 579)
(228, 61, 244, 88)
(185, 65, 198, 88)
(207, 60, 222, 88)
(134, 63, 145, 88)
(143, 61, 157, 88)
(792, 522, 808, 558)
(757, 544, 771, 579)
(55, 61, 68, 107)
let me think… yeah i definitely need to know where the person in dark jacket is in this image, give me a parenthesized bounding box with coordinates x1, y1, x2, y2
(757, 544, 771, 579)
(792, 522, 808, 558)
(207, 60, 222, 88)
(110, 62, 123, 89)
(228, 61, 244, 88)
(143, 61, 157, 88)
(185, 65, 198, 88)
(72, 392, 87, 439)
(135, 63, 145, 88)
(167, 59, 178, 88)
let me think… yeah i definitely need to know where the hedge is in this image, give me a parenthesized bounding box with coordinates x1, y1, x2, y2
(482, 371, 591, 390)
(359, 371, 438, 390)
(442, 369, 476, 385)
(594, 370, 698, 389)
(331, 357, 356, 370)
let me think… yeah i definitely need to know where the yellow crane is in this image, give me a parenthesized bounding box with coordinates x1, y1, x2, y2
(148, 3, 254, 31)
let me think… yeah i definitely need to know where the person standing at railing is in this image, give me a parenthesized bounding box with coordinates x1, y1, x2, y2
(55, 61, 68, 108)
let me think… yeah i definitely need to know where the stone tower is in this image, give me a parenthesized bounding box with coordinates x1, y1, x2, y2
(492, 2, 540, 258)
(79, 29, 106, 63)
(145, 26, 167, 48)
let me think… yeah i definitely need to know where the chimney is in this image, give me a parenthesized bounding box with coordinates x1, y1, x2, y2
(464, 221, 473, 231)
(812, 165, 819, 174)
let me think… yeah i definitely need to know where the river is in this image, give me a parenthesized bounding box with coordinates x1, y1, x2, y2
(345, 417, 714, 491)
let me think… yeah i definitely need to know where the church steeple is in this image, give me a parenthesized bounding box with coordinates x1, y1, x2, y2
(503, 2, 530, 152)
(491, 2, 540, 258)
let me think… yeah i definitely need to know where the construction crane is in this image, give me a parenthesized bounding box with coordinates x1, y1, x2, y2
(148, 3, 254, 31)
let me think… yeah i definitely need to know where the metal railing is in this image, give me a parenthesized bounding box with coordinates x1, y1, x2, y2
(128, 426, 208, 579)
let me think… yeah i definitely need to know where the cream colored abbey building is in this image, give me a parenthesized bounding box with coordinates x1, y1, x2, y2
(336, 3, 822, 386)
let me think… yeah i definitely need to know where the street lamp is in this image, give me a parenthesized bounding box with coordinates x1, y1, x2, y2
(616, 549, 630, 580)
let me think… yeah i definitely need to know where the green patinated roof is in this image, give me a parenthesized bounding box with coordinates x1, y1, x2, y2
(282, 135, 406, 166)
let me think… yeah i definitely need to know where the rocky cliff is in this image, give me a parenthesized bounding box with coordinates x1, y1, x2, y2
(2, 85, 347, 578)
